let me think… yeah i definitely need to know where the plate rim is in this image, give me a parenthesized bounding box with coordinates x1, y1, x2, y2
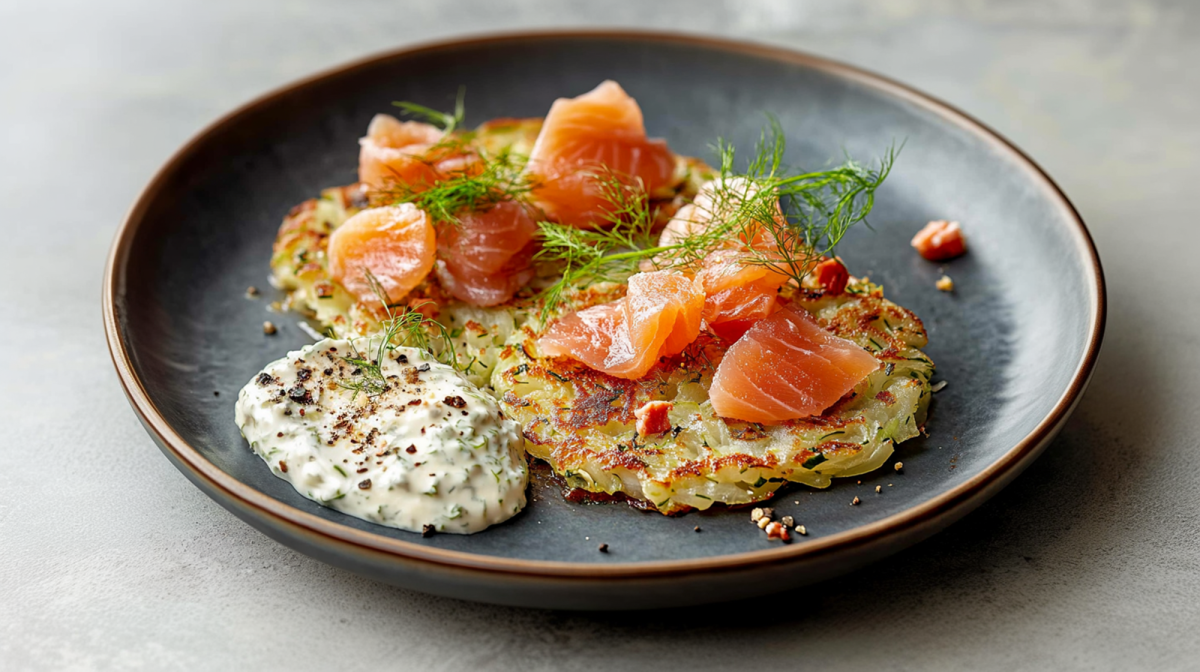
(103, 29, 1106, 580)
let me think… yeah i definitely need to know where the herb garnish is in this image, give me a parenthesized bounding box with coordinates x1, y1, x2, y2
(534, 118, 897, 319)
(373, 146, 535, 227)
(337, 270, 459, 398)
(381, 90, 537, 227)
(392, 87, 466, 135)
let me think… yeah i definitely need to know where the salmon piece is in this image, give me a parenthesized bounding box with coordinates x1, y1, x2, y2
(327, 204, 436, 304)
(657, 178, 793, 340)
(527, 81, 676, 228)
(434, 201, 540, 306)
(538, 300, 628, 371)
(709, 306, 880, 424)
(538, 270, 704, 379)
(358, 114, 480, 190)
(357, 114, 445, 190)
(911, 220, 967, 261)
(811, 257, 849, 295)
(696, 248, 791, 341)
(436, 260, 535, 307)
(629, 271, 705, 359)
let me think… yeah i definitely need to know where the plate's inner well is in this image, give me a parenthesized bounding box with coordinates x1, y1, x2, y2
(118, 37, 1096, 563)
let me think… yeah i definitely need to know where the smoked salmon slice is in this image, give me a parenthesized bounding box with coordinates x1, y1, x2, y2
(358, 114, 480, 191)
(655, 178, 792, 340)
(696, 248, 790, 341)
(538, 270, 704, 379)
(709, 306, 880, 424)
(628, 271, 704, 359)
(434, 200, 539, 306)
(527, 81, 676, 228)
(328, 204, 436, 304)
(358, 114, 445, 190)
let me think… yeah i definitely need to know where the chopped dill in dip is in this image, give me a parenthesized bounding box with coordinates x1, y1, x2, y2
(235, 338, 527, 534)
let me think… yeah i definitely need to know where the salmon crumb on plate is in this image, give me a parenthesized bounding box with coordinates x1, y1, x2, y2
(259, 79, 937, 523)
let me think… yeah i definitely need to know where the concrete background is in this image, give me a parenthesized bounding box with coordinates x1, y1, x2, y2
(2, 0, 1197, 669)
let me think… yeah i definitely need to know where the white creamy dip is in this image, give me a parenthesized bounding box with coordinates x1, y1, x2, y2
(234, 338, 527, 534)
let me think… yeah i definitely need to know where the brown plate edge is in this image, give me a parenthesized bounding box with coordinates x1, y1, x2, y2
(101, 29, 1107, 581)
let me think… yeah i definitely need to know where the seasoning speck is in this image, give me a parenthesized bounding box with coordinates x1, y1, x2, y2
(246, 286, 260, 297)
(278, 460, 288, 473)
(852, 496, 861, 506)
(598, 543, 609, 553)
(694, 526, 701, 533)
(422, 525, 436, 537)
(287, 385, 311, 404)
(263, 321, 277, 335)
(781, 515, 794, 528)
(936, 275, 955, 292)
(357, 479, 372, 490)
(875, 485, 882, 493)
(894, 461, 904, 472)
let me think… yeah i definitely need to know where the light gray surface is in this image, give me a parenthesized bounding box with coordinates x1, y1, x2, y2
(2, 0, 1196, 669)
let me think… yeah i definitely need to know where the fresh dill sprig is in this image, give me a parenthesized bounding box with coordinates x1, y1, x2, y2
(706, 117, 898, 283)
(373, 147, 535, 226)
(533, 117, 897, 319)
(337, 271, 460, 398)
(336, 340, 390, 398)
(381, 90, 541, 227)
(392, 86, 466, 134)
(533, 169, 667, 317)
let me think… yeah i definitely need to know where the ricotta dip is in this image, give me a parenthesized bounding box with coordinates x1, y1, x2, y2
(234, 338, 527, 534)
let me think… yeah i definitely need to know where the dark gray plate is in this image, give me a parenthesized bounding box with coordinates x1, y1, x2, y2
(104, 31, 1104, 610)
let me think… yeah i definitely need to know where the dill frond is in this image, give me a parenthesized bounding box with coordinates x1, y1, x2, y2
(336, 270, 461, 397)
(392, 86, 466, 134)
(532, 168, 670, 318)
(380, 90, 544, 227)
(533, 117, 898, 320)
(373, 147, 535, 226)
